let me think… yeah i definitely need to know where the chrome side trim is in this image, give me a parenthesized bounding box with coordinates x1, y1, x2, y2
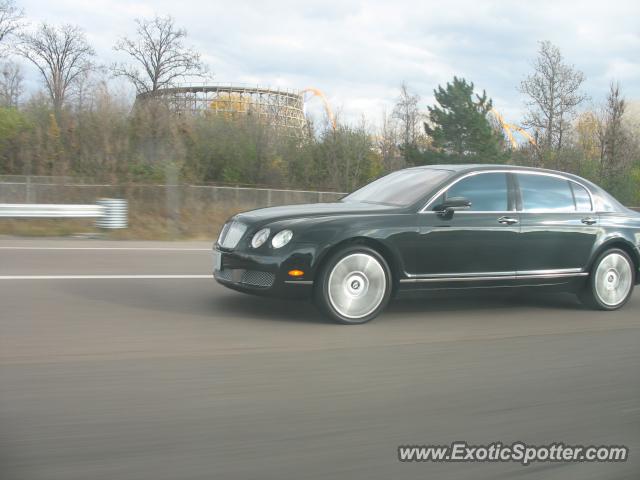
(519, 272, 589, 279)
(405, 270, 515, 279)
(401, 282, 571, 291)
(399, 269, 588, 283)
(400, 275, 516, 283)
(284, 280, 313, 285)
(419, 169, 595, 214)
(518, 268, 583, 275)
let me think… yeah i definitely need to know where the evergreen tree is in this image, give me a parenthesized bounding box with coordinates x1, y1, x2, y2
(424, 76, 504, 163)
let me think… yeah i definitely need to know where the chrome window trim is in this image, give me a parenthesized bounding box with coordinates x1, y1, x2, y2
(419, 169, 596, 214)
(421, 211, 515, 215)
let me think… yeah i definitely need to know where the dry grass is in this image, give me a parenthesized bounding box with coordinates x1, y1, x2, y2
(0, 204, 254, 240)
(0, 218, 98, 237)
(0, 182, 339, 240)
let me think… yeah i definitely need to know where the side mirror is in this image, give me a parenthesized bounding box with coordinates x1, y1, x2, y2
(433, 196, 472, 217)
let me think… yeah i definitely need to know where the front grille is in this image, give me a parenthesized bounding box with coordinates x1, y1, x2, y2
(216, 269, 233, 282)
(218, 220, 247, 249)
(216, 268, 275, 288)
(241, 270, 275, 287)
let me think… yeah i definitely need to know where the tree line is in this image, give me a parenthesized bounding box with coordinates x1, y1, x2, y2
(389, 41, 639, 204)
(0, 0, 638, 205)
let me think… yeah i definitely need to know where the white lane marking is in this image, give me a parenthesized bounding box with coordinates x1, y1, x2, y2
(0, 247, 211, 251)
(0, 275, 212, 280)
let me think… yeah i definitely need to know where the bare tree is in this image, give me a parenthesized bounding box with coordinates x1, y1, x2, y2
(378, 109, 402, 171)
(16, 23, 95, 114)
(0, 60, 22, 106)
(0, 0, 23, 52)
(70, 65, 108, 112)
(392, 82, 422, 162)
(597, 82, 631, 182)
(113, 15, 206, 94)
(520, 41, 587, 151)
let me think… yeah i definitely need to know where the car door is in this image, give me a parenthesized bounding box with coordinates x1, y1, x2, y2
(411, 171, 520, 277)
(515, 172, 599, 275)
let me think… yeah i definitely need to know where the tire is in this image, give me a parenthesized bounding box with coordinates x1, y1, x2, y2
(315, 245, 392, 324)
(579, 248, 635, 310)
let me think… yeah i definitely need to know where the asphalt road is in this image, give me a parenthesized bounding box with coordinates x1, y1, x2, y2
(1, 238, 639, 479)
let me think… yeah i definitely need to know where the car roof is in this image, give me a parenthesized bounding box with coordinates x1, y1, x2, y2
(408, 164, 569, 175)
(405, 164, 630, 213)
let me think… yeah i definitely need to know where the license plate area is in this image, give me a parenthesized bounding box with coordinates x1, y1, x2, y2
(213, 250, 222, 271)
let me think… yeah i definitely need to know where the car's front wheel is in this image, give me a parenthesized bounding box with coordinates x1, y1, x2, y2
(579, 248, 635, 310)
(315, 245, 392, 324)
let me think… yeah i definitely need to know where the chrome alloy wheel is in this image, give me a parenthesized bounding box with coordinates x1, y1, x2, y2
(594, 252, 633, 307)
(327, 253, 387, 319)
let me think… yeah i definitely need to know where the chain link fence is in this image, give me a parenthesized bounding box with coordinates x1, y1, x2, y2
(2, 177, 637, 238)
(0, 178, 346, 238)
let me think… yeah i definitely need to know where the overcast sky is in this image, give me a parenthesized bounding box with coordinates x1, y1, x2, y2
(15, 0, 640, 126)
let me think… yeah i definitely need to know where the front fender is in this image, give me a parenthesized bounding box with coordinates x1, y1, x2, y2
(295, 215, 413, 279)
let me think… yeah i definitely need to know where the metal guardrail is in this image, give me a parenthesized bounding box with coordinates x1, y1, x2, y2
(96, 199, 128, 229)
(0, 204, 105, 218)
(0, 199, 128, 229)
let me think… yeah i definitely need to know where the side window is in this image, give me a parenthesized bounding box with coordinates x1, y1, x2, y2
(570, 182, 592, 212)
(518, 174, 575, 212)
(445, 173, 509, 211)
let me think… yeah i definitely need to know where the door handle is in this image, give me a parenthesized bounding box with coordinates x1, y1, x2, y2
(497, 216, 519, 225)
(581, 217, 597, 225)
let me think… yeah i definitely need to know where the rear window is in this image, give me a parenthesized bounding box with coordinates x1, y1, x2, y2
(570, 182, 592, 212)
(518, 174, 575, 212)
(592, 189, 625, 212)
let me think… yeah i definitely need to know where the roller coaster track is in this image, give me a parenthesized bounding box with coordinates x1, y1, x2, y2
(302, 88, 337, 130)
(490, 108, 537, 149)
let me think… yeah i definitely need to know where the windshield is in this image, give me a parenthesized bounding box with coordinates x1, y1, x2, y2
(342, 168, 453, 207)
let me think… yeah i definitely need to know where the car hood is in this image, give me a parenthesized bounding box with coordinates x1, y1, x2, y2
(235, 201, 399, 224)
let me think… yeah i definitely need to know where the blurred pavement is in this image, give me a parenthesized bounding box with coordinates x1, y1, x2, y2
(1, 238, 639, 479)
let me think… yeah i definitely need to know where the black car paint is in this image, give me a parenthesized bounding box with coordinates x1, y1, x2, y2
(214, 165, 640, 298)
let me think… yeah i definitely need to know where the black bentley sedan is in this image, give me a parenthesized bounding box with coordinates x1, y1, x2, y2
(214, 165, 640, 324)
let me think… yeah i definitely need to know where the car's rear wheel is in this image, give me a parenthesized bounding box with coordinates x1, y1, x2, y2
(579, 248, 635, 310)
(315, 245, 392, 324)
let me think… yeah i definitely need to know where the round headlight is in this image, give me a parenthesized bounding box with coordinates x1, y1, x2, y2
(251, 228, 270, 248)
(272, 229, 293, 249)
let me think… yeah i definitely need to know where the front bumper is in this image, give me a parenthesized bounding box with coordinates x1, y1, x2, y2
(213, 246, 314, 298)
